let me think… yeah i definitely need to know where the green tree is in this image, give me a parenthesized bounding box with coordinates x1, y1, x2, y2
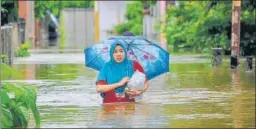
(112, 1, 157, 35)
(164, 1, 255, 54)
(113, 1, 144, 35)
(34, 1, 94, 19)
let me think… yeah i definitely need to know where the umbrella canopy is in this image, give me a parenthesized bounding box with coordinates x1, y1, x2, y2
(85, 36, 169, 80)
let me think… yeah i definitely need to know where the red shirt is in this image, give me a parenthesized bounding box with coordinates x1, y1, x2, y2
(96, 61, 146, 103)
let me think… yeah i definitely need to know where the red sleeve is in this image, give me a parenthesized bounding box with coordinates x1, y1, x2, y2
(133, 61, 148, 81)
(96, 80, 107, 85)
(133, 61, 145, 73)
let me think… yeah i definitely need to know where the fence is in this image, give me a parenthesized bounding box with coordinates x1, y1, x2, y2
(0, 23, 21, 65)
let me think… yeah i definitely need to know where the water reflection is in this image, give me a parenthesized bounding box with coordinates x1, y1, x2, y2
(93, 103, 169, 128)
(231, 69, 255, 128)
(6, 61, 255, 128)
(100, 103, 135, 116)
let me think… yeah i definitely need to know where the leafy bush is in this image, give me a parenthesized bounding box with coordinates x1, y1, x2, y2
(1, 64, 39, 128)
(1, 83, 40, 128)
(1, 63, 23, 80)
(1, 0, 8, 13)
(113, 1, 144, 35)
(164, 1, 256, 54)
(34, 1, 94, 19)
(1, 54, 7, 61)
(164, 1, 229, 53)
(15, 41, 32, 57)
(111, 1, 158, 36)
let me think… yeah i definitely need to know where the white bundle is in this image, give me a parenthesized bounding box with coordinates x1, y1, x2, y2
(127, 70, 146, 90)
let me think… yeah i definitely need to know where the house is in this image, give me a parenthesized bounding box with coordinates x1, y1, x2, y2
(18, 1, 35, 46)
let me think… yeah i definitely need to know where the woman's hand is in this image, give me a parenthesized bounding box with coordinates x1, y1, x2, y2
(126, 80, 148, 98)
(125, 89, 142, 97)
(117, 77, 129, 87)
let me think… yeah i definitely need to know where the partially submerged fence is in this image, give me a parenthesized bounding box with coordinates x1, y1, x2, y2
(1, 23, 21, 65)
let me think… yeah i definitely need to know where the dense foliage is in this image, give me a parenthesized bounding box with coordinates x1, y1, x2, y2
(1, 64, 40, 128)
(1, 63, 23, 80)
(113, 1, 144, 35)
(34, 1, 94, 19)
(113, 1, 255, 55)
(1, 83, 40, 128)
(1, 0, 8, 13)
(1, 0, 18, 25)
(113, 1, 157, 35)
(164, 1, 255, 55)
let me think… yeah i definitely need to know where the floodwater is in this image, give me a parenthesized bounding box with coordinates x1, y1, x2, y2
(4, 49, 255, 128)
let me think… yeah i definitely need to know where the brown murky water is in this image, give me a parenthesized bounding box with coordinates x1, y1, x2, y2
(5, 53, 255, 128)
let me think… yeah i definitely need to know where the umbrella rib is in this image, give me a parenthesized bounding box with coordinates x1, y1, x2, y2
(120, 39, 140, 61)
(130, 44, 157, 59)
(128, 47, 140, 62)
(127, 43, 151, 46)
(130, 44, 167, 67)
(86, 51, 109, 65)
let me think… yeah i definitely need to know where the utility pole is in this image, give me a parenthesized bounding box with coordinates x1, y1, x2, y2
(0, 1, 2, 127)
(0, 0, 2, 83)
(94, 1, 99, 42)
(142, 0, 151, 38)
(231, 0, 241, 69)
(160, 1, 167, 51)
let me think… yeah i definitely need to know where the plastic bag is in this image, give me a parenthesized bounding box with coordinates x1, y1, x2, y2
(127, 70, 146, 90)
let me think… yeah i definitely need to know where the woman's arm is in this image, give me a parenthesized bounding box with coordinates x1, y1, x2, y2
(96, 83, 120, 93)
(96, 77, 129, 93)
(139, 80, 149, 94)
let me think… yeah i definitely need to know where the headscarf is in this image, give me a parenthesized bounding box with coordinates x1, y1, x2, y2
(96, 41, 134, 96)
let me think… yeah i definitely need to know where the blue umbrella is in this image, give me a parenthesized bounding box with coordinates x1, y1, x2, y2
(84, 36, 169, 80)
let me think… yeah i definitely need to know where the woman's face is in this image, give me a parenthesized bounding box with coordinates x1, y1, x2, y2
(113, 45, 125, 63)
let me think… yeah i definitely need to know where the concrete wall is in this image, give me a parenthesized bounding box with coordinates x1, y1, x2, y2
(62, 8, 95, 49)
(143, 2, 162, 44)
(98, 1, 127, 41)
